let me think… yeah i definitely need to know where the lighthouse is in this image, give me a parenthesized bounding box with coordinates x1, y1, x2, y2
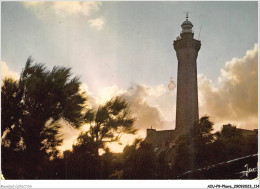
(173, 14, 201, 133)
(144, 15, 201, 164)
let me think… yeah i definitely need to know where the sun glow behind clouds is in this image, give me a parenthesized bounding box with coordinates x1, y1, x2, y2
(106, 131, 146, 153)
(59, 83, 176, 153)
(1, 61, 20, 81)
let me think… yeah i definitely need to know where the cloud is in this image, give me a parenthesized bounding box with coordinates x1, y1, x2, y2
(80, 83, 174, 131)
(23, 1, 102, 17)
(60, 83, 176, 152)
(198, 44, 258, 130)
(22, 2, 45, 7)
(84, 83, 175, 130)
(88, 16, 105, 31)
(79, 83, 99, 109)
(58, 121, 80, 152)
(96, 85, 126, 105)
(122, 84, 173, 131)
(1, 61, 19, 81)
(52, 2, 102, 17)
(22, 2, 105, 30)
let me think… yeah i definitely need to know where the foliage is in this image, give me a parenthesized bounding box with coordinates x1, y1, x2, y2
(194, 116, 215, 168)
(76, 96, 137, 158)
(57, 96, 136, 179)
(1, 57, 87, 178)
(213, 124, 258, 161)
(1, 78, 23, 150)
(84, 96, 136, 143)
(173, 116, 258, 178)
(122, 139, 157, 179)
(172, 134, 190, 176)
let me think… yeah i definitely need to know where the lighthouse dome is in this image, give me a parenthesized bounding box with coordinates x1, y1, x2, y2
(181, 19, 193, 28)
(181, 15, 193, 34)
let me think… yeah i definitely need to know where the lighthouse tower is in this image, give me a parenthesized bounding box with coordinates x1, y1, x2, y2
(174, 14, 201, 133)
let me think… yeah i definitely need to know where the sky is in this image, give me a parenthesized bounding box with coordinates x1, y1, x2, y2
(1, 1, 258, 153)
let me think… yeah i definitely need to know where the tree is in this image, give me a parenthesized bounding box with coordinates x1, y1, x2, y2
(1, 78, 23, 150)
(1, 57, 87, 178)
(195, 115, 214, 143)
(213, 124, 256, 161)
(173, 116, 215, 177)
(64, 132, 101, 179)
(82, 96, 136, 156)
(60, 96, 137, 179)
(122, 139, 156, 179)
(172, 134, 190, 177)
(194, 115, 214, 168)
